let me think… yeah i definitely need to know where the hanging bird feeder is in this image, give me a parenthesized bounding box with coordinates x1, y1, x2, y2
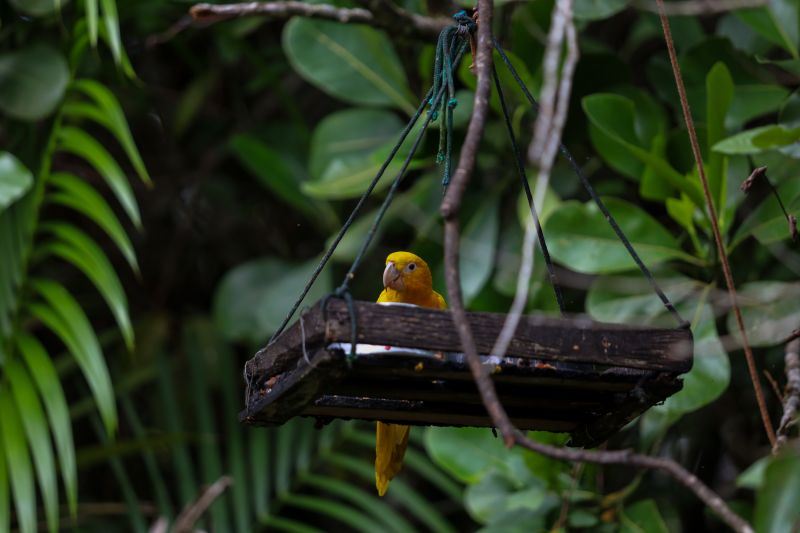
(239, 10, 694, 448)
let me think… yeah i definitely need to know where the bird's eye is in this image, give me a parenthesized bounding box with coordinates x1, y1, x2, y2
(407, 263, 416, 271)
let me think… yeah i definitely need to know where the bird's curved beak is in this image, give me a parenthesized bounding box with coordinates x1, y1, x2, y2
(383, 262, 404, 291)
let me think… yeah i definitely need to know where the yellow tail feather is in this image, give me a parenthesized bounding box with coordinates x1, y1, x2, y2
(375, 421, 410, 496)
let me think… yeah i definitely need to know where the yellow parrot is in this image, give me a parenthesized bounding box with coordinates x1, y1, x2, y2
(375, 251, 446, 496)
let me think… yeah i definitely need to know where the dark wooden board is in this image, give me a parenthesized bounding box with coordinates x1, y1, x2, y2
(241, 298, 693, 448)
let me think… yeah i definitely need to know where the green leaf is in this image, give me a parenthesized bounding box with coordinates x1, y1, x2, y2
(38, 221, 133, 350)
(28, 279, 117, 435)
(16, 334, 77, 516)
(544, 198, 700, 274)
(736, 0, 799, 59)
(621, 499, 669, 533)
(705, 62, 733, 212)
(460, 197, 500, 304)
(67, 79, 151, 185)
(0, 389, 36, 533)
(712, 124, 800, 155)
(583, 94, 704, 206)
(99, 0, 121, 63)
(283, 19, 415, 113)
(57, 126, 141, 228)
(729, 281, 800, 347)
(586, 275, 698, 326)
(573, 0, 628, 21)
(0, 44, 69, 121)
(5, 358, 58, 533)
(213, 256, 332, 343)
(8, 0, 64, 16)
(85, 0, 99, 45)
(465, 472, 551, 526)
(754, 451, 800, 533)
(728, 84, 789, 128)
(737, 456, 769, 490)
(0, 152, 33, 212)
(47, 171, 138, 270)
(302, 107, 421, 199)
(424, 427, 534, 487)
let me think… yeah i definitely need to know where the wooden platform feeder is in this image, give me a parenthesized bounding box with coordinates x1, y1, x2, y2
(240, 300, 693, 447)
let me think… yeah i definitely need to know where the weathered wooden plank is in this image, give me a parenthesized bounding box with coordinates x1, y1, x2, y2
(259, 299, 692, 372)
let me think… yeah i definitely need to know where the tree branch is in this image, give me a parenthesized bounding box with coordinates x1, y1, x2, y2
(189, 1, 448, 39)
(776, 338, 800, 450)
(655, 0, 777, 448)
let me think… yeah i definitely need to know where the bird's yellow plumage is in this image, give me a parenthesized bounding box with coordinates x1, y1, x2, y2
(375, 251, 446, 496)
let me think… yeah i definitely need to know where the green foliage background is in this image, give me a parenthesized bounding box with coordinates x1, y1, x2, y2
(1, 0, 800, 531)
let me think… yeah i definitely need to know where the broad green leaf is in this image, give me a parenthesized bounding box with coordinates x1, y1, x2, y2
(424, 427, 534, 487)
(736, 0, 799, 59)
(283, 19, 415, 113)
(6, 358, 58, 533)
(544, 198, 700, 274)
(465, 471, 551, 526)
(737, 456, 769, 490)
(38, 222, 133, 350)
(309, 108, 403, 179)
(713, 124, 800, 155)
(0, 44, 69, 121)
(0, 390, 36, 533)
(754, 451, 800, 533)
(213, 256, 332, 343)
(582, 94, 704, 206)
(706, 62, 733, 212)
(573, 0, 628, 21)
(47, 172, 138, 270)
(68, 79, 151, 184)
(621, 499, 669, 533)
(728, 84, 789, 128)
(229, 134, 335, 227)
(729, 281, 800, 347)
(99, 0, 121, 63)
(460, 197, 500, 304)
(586, 275, 698, 326)
(9, 0, 64, 16)
(16, 334, 77, 515)
(302, 108, 422, 199)
(0, 152, 33, 212)
(648, 304, 729, 423)
(731, 177, 800, 248)
(57, 126, 141, 228)
(29, 279, 117, 434)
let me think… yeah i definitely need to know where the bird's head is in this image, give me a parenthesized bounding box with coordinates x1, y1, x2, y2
(382, 251, 432, 295)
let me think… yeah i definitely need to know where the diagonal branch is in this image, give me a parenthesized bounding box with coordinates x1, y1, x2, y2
(655, 0, 777, 448)
(189, 1, 448, 39)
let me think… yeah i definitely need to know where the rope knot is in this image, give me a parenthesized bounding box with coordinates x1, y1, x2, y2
(453, 10, 476, 34)
(430, 110, 439, 120)
(447, 97, 458, 109)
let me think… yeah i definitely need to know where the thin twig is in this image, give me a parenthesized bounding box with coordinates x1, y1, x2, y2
(776, 338, 800, 450)
(189, 1, 448, 39)
(171, 476, 233, 533)
(637, 0, 766, 15)
(655, 0, 777, 448)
